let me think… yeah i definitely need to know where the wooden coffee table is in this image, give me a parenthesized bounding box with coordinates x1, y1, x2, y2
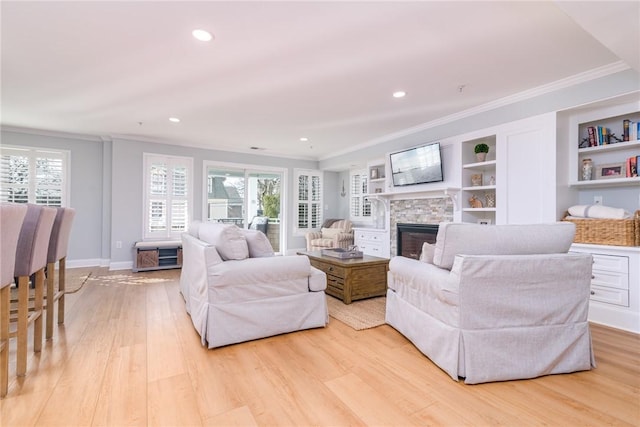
(298, 251, 389, 304)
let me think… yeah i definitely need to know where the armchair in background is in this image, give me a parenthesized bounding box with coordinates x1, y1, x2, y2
(306, 219, 354, 251)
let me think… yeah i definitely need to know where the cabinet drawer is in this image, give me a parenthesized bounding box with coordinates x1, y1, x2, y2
(356, 231, 383, 242)
(590, 285, 629, 307)
(359, 242, 383, 256)
(592, 270, 628, 290)
(310, 261, 346, 279)
(592, 253, 628, 274)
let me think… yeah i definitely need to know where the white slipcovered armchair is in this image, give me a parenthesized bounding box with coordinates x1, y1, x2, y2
(180, 222, 328, 348)
(386, 222, 595, 384)
(306, 219, 354, 251)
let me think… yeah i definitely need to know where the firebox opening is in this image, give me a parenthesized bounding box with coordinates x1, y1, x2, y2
(397, 223, 439, 259)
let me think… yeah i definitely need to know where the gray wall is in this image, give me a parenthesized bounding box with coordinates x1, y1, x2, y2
(1, 130, 104, 263)
(3, 68, 639, 266)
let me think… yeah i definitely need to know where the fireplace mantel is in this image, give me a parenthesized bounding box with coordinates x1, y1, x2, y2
(369, 186, 460, 210)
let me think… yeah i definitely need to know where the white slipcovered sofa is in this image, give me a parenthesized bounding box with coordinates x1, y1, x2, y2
(180, 222, 328, 348)
(386, 222, 595, 384)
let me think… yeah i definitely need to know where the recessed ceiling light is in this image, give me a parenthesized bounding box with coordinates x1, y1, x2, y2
(300, 137, 309, 142)
(393, 91, 406, 98)
(169, 117, 180, 123)
(192, 29, 213, 42)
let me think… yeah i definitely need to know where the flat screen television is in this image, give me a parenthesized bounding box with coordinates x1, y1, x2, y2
(390, 142, 443, 187)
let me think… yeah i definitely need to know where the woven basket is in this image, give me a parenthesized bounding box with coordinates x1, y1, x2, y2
(562, 210, 640, 247)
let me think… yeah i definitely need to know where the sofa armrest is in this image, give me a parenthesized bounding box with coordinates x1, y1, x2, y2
(452, 253, 593, 329)
(388, 256, 457, 304)
(306, 231, 322, 242)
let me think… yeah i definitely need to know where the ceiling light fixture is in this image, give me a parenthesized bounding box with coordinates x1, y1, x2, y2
(192, 29, 213, 42)
(169, 117, 180, 123)
(393, 91, 406, 98)
(300, 137, 308, 142)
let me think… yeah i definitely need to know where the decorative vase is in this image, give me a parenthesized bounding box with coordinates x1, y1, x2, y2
(471, 174, 483, 186)
(582, 158, 593, 181)
(485, 193, 495, 208)
(476, 152, 487, 162)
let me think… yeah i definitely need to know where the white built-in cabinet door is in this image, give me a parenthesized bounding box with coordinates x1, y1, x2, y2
(496, 112, 557, 224)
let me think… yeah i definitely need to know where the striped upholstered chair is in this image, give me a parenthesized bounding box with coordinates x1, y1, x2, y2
(305, 219, 354, 251)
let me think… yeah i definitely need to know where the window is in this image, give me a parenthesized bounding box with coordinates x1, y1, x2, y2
(350, 169, 371, 221)
(143, 154, 193, 240)
(294, 169, 322, 234)
(0, 146, 69, 206)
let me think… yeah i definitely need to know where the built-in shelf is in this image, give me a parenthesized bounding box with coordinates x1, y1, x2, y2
(462, 185, 496, 191)
(463, 207, 497, 212)
(462, 160, 497, 170)
(578, 140, 640, 154)
(569, 176, 640, 188)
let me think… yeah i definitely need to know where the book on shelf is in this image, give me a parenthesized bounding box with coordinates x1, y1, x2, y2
(623, 119, 630, 142)
(629, 120, 640, 142)
(627, 156, 638, 177)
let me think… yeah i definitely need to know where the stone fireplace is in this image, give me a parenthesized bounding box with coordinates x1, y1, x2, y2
(389, 197, 453, 256)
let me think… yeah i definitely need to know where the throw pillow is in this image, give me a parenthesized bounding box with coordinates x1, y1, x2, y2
(419, 242, 435, 264)
(321, 227, 343, 238)
(239, 229, 274, 258)
(198, 223, 249, 261)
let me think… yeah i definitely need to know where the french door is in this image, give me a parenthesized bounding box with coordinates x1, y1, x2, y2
(204, 162, 285, 253)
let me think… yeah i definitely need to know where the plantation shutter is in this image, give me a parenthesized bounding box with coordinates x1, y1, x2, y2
(0, 147, 68, 206)
(350, 169, 371, 221)
(295, 169, 322, 233)
(144, 154, 192, 239)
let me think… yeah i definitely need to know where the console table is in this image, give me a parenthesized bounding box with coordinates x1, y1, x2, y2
(298, 251, 389, 304)
(133, 241, 182, 272)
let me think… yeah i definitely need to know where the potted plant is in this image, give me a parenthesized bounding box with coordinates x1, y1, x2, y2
(474, 143, 489, 162)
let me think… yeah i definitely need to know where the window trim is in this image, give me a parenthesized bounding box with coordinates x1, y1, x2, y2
(0, 145, 71, 207)
(142, 153, 193, 241)
(293, 168, 323, 236)
(349, 169, 372, 223)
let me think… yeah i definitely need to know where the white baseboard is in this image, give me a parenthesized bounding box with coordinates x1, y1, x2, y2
(589, 303, 640, 334)
(66, 258, 109, 268)
(109, 261, 134, 271)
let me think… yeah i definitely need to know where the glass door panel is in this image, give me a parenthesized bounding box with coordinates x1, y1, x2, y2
(247, 171, 282, 253)
(206, 167, 245, 227)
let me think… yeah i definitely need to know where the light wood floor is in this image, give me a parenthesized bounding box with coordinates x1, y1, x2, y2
(1, 268, 639, 426)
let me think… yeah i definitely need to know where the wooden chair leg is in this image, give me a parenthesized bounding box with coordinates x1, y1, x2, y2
(46, 261, 55, 339)
(33, 269, 44, 353)
(58, 257, 65, 325)
(17, 276, 28, 376)
(0, 285, 9, 398)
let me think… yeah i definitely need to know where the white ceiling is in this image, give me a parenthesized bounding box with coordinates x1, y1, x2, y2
(2, 1, 638, 161)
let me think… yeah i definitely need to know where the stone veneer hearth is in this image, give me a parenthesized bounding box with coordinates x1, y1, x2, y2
(390, 198, 453, 256)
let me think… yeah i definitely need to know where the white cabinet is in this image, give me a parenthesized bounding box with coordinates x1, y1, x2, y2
(496, 112, 559, 224)
(354, 227, 390, 258)
(571, 243, 640, 333)
(459, 113, 560, 225)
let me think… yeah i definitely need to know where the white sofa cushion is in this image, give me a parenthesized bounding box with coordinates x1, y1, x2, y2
(239, 229, 275, 258)
(433, 222, 575, 270)
(198, 223, 249, 261)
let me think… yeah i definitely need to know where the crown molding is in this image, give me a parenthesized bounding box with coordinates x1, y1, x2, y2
(0, 125, 103, 142)
(320, 61, 631, 161)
